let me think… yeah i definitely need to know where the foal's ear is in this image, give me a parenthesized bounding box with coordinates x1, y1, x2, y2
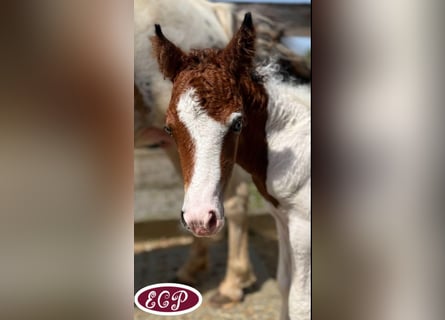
(223, 12, 256, 75)
(151, 24, 186, 81)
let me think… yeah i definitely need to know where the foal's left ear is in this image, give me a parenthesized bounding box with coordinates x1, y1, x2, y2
(222, 12, 256, 75)
(151, 24, 187, 81)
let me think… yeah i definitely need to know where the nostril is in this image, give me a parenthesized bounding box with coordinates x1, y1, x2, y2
(208, 210, 217, 231)
(180, 210, 189, 229)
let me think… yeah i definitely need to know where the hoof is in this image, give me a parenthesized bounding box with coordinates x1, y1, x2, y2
(243, 282, 260, 295)
(209, 292, 241, 309)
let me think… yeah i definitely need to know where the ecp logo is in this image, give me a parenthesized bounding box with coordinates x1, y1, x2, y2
(134, 283, 203, 316)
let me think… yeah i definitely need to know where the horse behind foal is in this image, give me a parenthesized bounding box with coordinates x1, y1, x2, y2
(152, 12, 310, 320)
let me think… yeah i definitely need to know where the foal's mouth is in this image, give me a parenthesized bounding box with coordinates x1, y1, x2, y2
(186, 212, 225, 237)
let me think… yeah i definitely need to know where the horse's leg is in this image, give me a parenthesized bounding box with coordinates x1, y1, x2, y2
(163, 145, 209, 284)
(288, 184, 311, 320)
(274, 215, 310, 320)
(288, 215, 310, 320)
(175, 233, 210, 285)
(274, 211, 292, 320)
(211, 165, 256, 305)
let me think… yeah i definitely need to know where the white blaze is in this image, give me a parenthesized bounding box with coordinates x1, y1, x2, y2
(176, 88, 239, 218)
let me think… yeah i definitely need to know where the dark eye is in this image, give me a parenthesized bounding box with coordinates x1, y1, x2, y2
(231, 118, 243, 133)
(164, 125, 172, 136)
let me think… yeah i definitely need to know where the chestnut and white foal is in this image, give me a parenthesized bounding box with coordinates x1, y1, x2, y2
(152, 13, 310, 320)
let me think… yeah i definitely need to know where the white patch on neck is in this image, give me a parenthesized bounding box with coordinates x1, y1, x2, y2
(261, 75, 311, 211)
(177, 88, 233, 215)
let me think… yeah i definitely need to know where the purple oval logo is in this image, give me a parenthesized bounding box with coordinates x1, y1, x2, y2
(134, 283, 202, 315)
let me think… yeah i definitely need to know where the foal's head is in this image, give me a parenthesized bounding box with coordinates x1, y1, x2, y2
(151, 13, 256, 237)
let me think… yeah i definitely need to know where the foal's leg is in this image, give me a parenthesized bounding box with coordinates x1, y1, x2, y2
(276, 212, 310, 320)
(274, 211, 292, 320)
(164, 146, 209, 284)
(288, 183, 311, 320)
(211, 166, 256, 305)
(288, 215, 310, 320)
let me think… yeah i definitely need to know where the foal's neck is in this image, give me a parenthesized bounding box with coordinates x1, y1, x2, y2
(235, 73, 279, 207)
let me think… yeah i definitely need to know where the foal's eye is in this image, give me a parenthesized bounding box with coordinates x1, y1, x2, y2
(231, 118, 243, 133)
(164, 125, 172, 136)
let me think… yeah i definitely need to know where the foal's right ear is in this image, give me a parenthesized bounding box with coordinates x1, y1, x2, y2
(151, 24, 186, 81)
